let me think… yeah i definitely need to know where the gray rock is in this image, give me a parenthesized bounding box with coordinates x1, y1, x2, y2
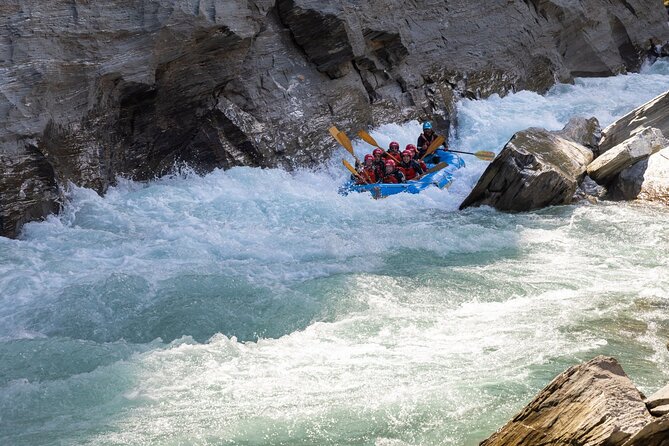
(1, 0, 669, 237)
(555, 116, 602, 152)
(587, 127, 669, 185)
(480, 356, 653, 446)
(607, 147, 669, 202)
(460, 124, 593, 211)
(600, 90, 669, 154)
(573, 175, 607, 203)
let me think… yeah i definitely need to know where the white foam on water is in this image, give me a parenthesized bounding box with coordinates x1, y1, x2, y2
(1, 60, 669, 445)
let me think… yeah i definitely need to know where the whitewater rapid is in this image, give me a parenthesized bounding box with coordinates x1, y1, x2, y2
(1, 61, 669, 445)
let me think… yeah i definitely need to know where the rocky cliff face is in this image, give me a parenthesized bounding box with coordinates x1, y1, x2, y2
(1, 0, 668, 237)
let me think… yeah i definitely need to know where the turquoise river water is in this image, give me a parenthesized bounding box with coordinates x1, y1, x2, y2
(1, 61, 669, 445)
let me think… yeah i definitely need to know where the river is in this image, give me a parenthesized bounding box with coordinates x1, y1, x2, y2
(1, 60, 668, 445)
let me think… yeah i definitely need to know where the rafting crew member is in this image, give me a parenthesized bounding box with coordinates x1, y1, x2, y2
(372, 148, 386, 179)
(386, 141, 402, 163)
(381, 159, 406, 184)
(398, 149, 424, 181)
(406, 144, 428, 172)
(356, 154, 378, 184)
(417, 121, 447, 162)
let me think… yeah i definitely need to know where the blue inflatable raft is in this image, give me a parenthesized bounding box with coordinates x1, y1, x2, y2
(340, 150, 465, 198)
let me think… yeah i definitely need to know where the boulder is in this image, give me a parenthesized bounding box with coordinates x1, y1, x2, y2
(460, 123, 594, 211)
(480, 356, 653, 446)
(587, 127, 669, 185)
(600, 90, 669, 154)
(607, 147, 669, 202)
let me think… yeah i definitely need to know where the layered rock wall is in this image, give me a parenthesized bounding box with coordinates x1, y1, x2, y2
(1, 0, 668, 237)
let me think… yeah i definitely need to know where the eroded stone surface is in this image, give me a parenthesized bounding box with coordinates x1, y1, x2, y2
(480, 356, 653, 446)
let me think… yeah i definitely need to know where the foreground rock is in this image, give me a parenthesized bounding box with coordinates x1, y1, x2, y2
(481, 356, 653, 446)
(587, 127, 669, 184)
(460, 120, 595, 211)
(1, 1, 668, 237)
(600, 90, 669, 153)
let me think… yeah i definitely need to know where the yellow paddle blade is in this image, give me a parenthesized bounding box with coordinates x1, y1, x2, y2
(475, 150, 496, 161)
(421, 135, 445, 160)
(330, 126, 358, 160)
(448, 148, 496, 162)
(342, 159, 368, 183)
(337, 131, 355, 156)
(357, 130, 380, 148)
(329, 126, 342, 143)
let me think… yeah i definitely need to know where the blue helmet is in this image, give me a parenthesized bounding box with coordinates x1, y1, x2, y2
(423, 122, 433, 130)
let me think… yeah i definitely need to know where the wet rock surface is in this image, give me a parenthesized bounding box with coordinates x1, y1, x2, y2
(480, 356, 654, 446)
(459, 121, 594, 211)
(1, 1, 668, 236)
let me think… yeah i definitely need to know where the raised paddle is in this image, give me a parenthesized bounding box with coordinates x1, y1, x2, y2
(420, 135, 446, 160)
(447, 149, 496, 161)
(342, 159, 370, 184)
(329, 126, 360, 163)
(356, 130, 402, 164)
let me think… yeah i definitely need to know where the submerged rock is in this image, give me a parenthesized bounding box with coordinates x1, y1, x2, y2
(459, 122, 594, 211)
(480, 356, 653, 446)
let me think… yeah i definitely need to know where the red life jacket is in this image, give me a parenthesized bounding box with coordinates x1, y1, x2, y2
(400, 165, 417, 181)
(382, 170, 406, 184)
(360, 166, 377, 183)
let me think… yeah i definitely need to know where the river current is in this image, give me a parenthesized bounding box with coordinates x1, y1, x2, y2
(1, 61, 669, 445)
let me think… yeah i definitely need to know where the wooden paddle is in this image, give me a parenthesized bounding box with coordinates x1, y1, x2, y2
(447, 149, 496, 161)
(342, 159, 370, 184)
(420, 135, 446, 160)
(329, 126, 360, 163)
(357, 130, 402, 163)
(424, 161, 448, 174)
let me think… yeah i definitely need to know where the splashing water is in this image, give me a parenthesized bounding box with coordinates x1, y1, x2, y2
(1, 61, 669, 445)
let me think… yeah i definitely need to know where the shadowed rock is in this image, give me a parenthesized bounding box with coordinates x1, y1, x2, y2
(459, 121, 594, 211)
(480, 356, 653, 446)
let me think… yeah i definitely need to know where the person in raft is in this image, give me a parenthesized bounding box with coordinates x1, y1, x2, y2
(372, 148, 386, 178)
(382, 159, 406, 184)
(417, 121, 446, 162)
(398, 149, 424, 181)
(406, 144, 428, 172)
(386, 141, 402, 163)
(355, 154, 378, 184)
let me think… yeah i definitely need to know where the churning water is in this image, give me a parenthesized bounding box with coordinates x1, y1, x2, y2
(1, 61, 669, 445)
